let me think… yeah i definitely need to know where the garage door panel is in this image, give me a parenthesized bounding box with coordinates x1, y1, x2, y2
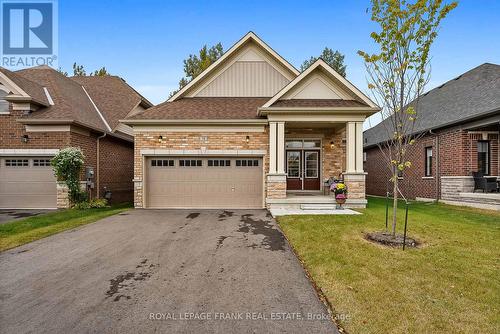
(0, 157, 57, 209)
(146, 157, 263, 209)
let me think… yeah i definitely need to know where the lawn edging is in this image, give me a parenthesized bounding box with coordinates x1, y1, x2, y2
(0, 203, 132, 252)
(275, 217, 347, 334)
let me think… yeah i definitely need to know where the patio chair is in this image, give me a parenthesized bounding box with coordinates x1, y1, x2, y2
(472, 171, 497, 193)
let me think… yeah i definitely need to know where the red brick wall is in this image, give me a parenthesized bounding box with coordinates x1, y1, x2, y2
(364, 124, 500, 199)
(98, 136, 134, 203)
(1, 103, 134, 203)
(0, 106, 69, 148)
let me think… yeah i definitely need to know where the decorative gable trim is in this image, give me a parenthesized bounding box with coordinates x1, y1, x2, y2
(168, 32, 299, 102)
(261, 59, 378, 109)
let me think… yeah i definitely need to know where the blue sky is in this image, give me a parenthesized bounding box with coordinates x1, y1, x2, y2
(57, 0, 499, 127)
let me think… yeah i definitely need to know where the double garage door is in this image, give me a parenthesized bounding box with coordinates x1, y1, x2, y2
(146, 157, 263, 209)
(0, 157, 57, 209)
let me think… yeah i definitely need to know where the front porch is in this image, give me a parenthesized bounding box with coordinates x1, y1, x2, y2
(264, 120, 368, 212)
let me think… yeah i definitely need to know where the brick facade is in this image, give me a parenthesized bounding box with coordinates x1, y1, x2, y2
(1, 103, 134, 207)
(364, 123, 500, 200)
(132, 124, 367, 208)
(133, 130, 270, 208)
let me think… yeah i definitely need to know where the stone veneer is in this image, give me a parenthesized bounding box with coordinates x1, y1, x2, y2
(440, 176, 474, 201)
(133, 130, 270, 208)
(133, 126, 367, 208)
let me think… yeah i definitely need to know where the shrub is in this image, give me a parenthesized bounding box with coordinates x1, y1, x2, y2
(51, 147, 85, 204)
(73, 199, 108, 210)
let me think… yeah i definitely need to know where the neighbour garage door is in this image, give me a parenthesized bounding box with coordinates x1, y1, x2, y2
(146, 157, 263, 209)
(0, 157, 57, 209)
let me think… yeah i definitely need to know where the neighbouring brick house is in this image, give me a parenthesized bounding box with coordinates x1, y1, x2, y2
(364, 63, 500, 210)
(122, 32, 379, 212)
(0, 65, 152, 208)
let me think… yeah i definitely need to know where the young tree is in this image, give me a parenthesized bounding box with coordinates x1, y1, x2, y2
(358, 0, 457, 236)
(301, 47, 347, 76)
(170, 43, 224, 97)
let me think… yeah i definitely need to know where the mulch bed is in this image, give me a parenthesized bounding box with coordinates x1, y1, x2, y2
(365, 231, 419, 248)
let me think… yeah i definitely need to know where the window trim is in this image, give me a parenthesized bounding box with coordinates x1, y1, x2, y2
(424, 146, 433, 177)
(477, 140, 490, 175)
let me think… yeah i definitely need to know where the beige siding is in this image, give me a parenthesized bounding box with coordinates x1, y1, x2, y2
(282, 72, 354, 100)
(195, 61, 289, 97)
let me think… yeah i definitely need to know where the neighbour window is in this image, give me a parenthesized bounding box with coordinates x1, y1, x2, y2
(477, 141, 490, 175)
(5, 159, 29, 167)
(236, 159, 259, 167)
(33, 159, 51, 167)
(151, 159, 174, 167)
(179, 159, 202, 167)
(0, 90, 9, 114)
(425, 147, 433, 176)
(208, 159, 231, 167)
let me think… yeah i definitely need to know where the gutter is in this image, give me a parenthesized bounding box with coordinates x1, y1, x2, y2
(120, 119, 269, 126)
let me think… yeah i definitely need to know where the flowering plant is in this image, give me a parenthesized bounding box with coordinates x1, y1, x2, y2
(330, 182, 348, 196)
(335, 193, 347, 200)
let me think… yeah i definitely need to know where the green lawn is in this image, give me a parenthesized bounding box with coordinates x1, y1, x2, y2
(0, 203, 131, 251)
(277, 197, 500, 334)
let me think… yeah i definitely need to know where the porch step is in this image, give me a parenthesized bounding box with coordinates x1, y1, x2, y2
(300, 204, 337, 210)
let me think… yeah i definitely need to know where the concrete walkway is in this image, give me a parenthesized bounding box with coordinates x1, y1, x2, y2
(0, 209, 337, 334)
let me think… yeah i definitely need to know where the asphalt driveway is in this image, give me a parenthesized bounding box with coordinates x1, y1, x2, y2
(0, 209, 337, 334)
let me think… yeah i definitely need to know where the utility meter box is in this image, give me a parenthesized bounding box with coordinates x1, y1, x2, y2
(85, 167, 95, 179)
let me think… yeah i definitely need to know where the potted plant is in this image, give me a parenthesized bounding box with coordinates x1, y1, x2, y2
(331, 182, 348, 209)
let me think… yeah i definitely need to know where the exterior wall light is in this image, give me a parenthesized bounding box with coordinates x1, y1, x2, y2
(330, 141, 335, 149)
(158, 135, 164, 143)
(246, 135, 250, 143)
(22, 134, 29, 143)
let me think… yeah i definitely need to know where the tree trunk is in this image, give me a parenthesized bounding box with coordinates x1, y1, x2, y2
(392, 177, 398, 237)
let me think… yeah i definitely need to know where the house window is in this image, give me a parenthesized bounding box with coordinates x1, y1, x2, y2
(425, 147, 433, 176)
(208, 159, 231, 167)
(236, 159, 259, 167)
(5, 159, 29, 167)
(33, 159, 51, 167)
(179, 159, 202, 167)
(477, 141, 490, 175)
(151, 159, 174, 167)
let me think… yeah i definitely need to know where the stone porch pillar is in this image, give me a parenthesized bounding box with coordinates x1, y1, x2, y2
(267, 121, 287, 200)
(343, 121, 367, 208)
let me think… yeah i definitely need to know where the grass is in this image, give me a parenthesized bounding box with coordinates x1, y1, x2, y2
(277, 197, 500, 334)
(0, 203, 131, 251)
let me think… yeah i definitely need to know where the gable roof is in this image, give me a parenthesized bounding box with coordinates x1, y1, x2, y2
(71, 75, 152, 130)
(364, 63, 500, 148)
(0, 66, 50, 106)
(167, 31, 300, 102)
(127, 97, 268, 120)
(261, 59, 378, 109)
(15, 66, 109, 131)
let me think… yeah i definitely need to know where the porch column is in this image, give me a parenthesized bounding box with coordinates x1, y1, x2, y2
(266, 121, 287, 202)
(343, 121, 367, 208)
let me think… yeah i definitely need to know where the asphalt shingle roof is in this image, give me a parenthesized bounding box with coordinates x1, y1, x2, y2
(128, 97, 269, 120)
(364, 63, 500, 148)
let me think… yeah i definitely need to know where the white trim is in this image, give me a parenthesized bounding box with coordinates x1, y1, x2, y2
(262, 59, 378, 109)
(0, 148, 59, 156)
(43, 87, 55, 105)
(0, 71, 30, 97)
(133, 125, 265, 133)
(121, 119, 268, 125)
(141, 149, 267, 156)
(168, 32, 299, 102)
(81, 85, 112, 132)
(25, 125, 71, 132)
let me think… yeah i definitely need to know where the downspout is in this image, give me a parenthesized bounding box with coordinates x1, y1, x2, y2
(96, 132, 106, 198)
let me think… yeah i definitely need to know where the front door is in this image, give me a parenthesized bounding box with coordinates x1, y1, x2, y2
(286, 149, 321, 191)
